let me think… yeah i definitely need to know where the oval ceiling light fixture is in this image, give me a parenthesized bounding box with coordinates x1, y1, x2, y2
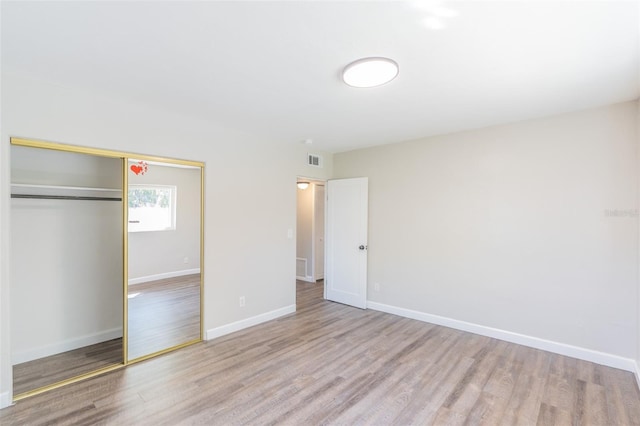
(342, 57, 399, 88)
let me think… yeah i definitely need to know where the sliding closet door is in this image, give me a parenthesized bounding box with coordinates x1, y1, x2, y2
(9, 137, 204, 398)
(126, 160, 202, 361)
(10, 145, 124, 397)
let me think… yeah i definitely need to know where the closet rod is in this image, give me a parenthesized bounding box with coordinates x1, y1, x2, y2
(11, 194, 122, 201)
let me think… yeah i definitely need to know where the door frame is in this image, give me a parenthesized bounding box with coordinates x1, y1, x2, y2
(313, 183, 325, 282)
(295, 176, 326, 286)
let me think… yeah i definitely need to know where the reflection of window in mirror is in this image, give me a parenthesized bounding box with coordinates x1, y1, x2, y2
(128, 185, 177, 232)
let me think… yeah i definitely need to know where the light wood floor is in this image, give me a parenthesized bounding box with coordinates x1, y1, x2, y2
(2, 280, 639, 425)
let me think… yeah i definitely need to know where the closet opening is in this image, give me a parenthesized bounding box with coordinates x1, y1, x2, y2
(295, 177, 325, 307)
(9, 138, 204, 401)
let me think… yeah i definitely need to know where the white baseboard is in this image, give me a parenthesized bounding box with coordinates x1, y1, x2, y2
(206, 304, 296, 340)
(129, 268, 200, 285)
(296, 275, 315, 283)
(12, 327, 123, 365)
(0, 391, 12, 409)
(367, 301, 637, 373)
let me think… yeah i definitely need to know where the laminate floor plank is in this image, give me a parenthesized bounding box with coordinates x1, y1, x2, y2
(2, 279, 639, 425)
(499, 371, 545, 426)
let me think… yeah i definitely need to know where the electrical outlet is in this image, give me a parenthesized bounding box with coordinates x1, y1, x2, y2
(239, 296, 245, 307)
(183, 257, 189, 264)
(374, 282, 380, 292)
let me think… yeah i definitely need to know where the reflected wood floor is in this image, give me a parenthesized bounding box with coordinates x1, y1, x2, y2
(128, 273, 201, 360)
(12, 338, 122, 396)
(2, 280, 639, 425)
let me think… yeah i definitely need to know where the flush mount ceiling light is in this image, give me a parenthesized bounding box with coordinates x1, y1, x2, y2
(342, 57, 399, 88)
(297, 182, 310, 190)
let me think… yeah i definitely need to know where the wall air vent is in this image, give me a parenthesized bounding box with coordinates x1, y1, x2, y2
(307, 154, 323, 168)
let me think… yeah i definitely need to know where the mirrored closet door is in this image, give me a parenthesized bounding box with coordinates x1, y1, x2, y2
(10, 138, 204, 400)
(126, 159, 203, 361)
(10, 143, 124, 398)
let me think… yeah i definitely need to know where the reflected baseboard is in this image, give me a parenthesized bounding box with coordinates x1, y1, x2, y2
(12, 328, 122, 365)
(128, 268, 200, 285)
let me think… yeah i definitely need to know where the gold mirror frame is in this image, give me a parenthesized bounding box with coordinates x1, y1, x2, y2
(10, 137, 205, 400)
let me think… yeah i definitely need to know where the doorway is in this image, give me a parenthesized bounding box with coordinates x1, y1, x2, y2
(296, 178, 326, 305)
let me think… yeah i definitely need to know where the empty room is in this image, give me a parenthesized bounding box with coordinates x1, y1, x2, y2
(1, 1, 640, 425)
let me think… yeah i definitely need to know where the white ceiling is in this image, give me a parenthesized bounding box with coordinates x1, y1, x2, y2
(2, 1, 639, 153)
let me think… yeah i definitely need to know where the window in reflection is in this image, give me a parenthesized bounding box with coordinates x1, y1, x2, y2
(128, 184, 177, 232)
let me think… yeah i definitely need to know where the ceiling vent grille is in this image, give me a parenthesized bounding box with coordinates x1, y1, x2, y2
(307, 154, 323, 168)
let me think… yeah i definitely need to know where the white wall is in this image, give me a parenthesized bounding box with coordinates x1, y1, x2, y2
(335, 102, 638, 363)
(0, 72, 333, 405)
(128, 162, 201, 282)
(10, 147, 123, 363)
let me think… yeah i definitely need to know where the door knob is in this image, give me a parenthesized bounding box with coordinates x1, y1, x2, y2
(359, 245, 367, 250)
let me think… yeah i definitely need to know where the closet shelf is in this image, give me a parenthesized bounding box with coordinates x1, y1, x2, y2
(11, 183, 122, 201)
(11, 183, 122, 192)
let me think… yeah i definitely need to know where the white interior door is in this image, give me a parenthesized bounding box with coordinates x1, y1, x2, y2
(325, 177, 368, 309)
